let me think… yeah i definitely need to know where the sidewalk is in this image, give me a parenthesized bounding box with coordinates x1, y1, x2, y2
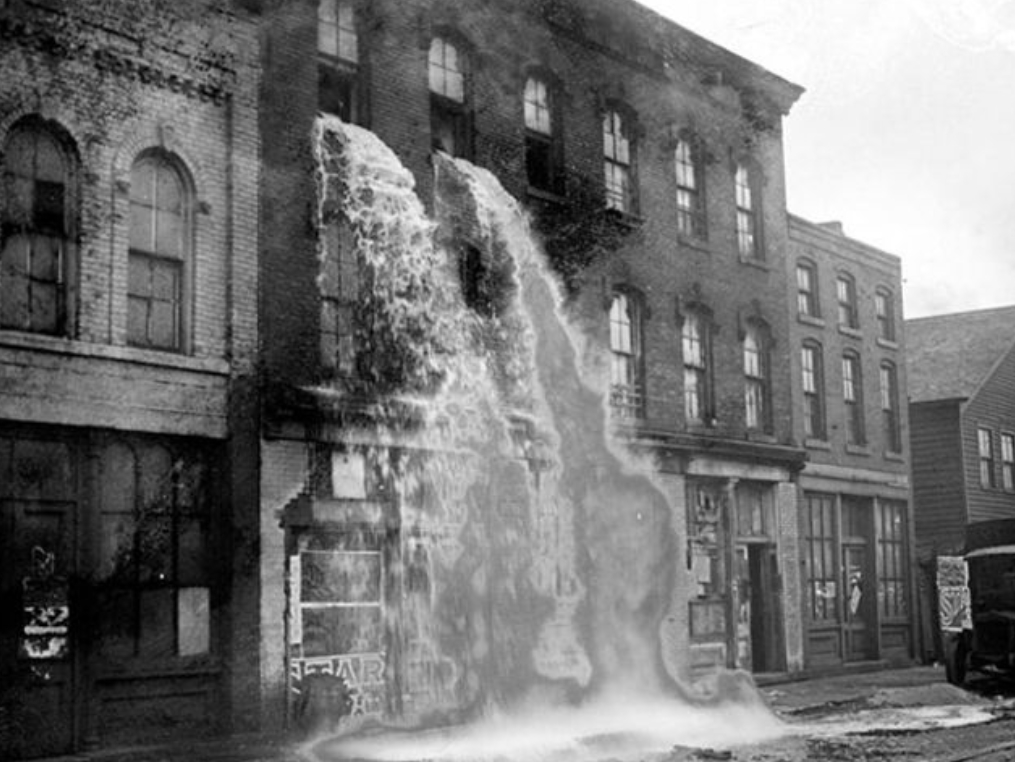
(760, 664, 983, 716)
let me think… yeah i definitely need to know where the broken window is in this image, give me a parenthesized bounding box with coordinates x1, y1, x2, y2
(743, 322, 770, 432)
(802, 341, 825, 439)
(318, 0, 365, 124)
(1, 117, 76, 335)
(524, 76, 563, 195)
(674, 135, 705, 238)
(734, 163, 760, 260)
(603, 108, 634, 213)
(842, 351, 865, 446)
(683, 310, 712, 424)
(608, 291, 644, 419)
(429, 36, 471, 157)
(836, 272, 858, 329)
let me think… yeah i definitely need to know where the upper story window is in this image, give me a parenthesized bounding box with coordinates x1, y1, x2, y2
(879, 361, 902, 453)
(836, 273, 858, 328)
(674, 135, 705, 239)
(842, 351, 865, 446)
(1, 117, 77, 336)
(128, 151, 191, 352)
(735, 163, 760, 260)
(608, 291, 644, 419)
(603, 109, 634, 214)
(682, 310, 713, 424)
(743, 323, 770, 432)
(796, 260, 818, 318)
(318, 0, 363, 123)
(1002, 433, 1014, 492)
(524, 76, 563, 195)
(978, 428, 995, 489)
(802, 341, 825, 440)
(875, 287, 896, 342)
(429, 36, 471, 157)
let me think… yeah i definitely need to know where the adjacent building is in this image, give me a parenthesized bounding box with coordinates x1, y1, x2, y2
(787, 216, 916, 671)
(0, 3, 260, 757)
(906, 306, 1015, 656)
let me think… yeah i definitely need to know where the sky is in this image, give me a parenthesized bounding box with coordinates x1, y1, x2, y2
(639, 0, 1015, 319)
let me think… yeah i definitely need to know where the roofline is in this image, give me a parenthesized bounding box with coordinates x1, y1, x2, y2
(905, 304, 1015, 325)
(788, 212, 901, 271)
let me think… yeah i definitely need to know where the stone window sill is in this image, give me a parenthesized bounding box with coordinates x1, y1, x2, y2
(798, 314, 825, 329)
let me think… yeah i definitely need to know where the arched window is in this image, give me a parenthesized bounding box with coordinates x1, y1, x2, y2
(875, 287, 896, 342)
(743, 322, 770, 432)
(796, 259, 819, 317)
(801, 340, 825, 440)
(1, 117, 77, 335)
(429, 36, 471, 157)
(608, 291, 643, 418)
(735, 162, 761, 260)
(524, 75, 563, 194)
(682, 308, 713, 424)
(674, 134, 705, 238)
(318, 0, 364, 123)
(842, 350, 865, 445)
(128, 152, 191, 352)
(603, 108, 635, 213)
(836, 272, 858, 328)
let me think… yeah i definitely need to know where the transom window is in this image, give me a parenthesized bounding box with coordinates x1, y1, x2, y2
(880, 362, 901, 453)
(735, 163, 759, 259)
(128, 152, 190, 352)
(842, 352, 865, 445)
(836, 273, 858, 328)
(674, 136, 704, 238)
(603, 109, 633, 213)
(1002, 433, 1014, 492)
(979, 428, 995, 489)
(609, 292, 643, 419)
(1, 118, 77, 335)
(523, 76, 562, 194)
(796, 261, 818, 317)
(875, 287, 896, 341)
(683, 310, 712, 424)
(429, 36, 470, 156)
(743, 323, 769, 431)
(802, 342, 825, 439)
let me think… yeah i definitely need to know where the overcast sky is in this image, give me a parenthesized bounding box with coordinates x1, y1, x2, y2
(639, 0, 1015, 319)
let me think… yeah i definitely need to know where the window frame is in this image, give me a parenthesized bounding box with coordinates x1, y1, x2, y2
(743, 322, 771, 432)
(796, 260, 819, 318)
(836, 272, 859, 329)
(674, 133, 705, 239)
(734, 162, 761, 260)
(523, 74, 564, 196)
(1, 116, 79, 336)
(429, 35, 472, 158)
(801, 341, 826, 440)
(682, 308, 714, 425)
(979, 427, 996, 489)
(1001, 432, 1015, 492)
(608, 290, 644, 419)
(875, 287, 896, 342)
(603, 107, 636, 215)
(318, 0, 365, 125)
(127, 149, 193, 354)
(842, 351, 865, 446)
(879, 361, 902, 453)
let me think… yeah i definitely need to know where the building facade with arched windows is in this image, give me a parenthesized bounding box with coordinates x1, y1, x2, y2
(0, 2, 261, 757)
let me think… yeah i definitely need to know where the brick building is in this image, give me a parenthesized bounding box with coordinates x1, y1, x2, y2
(0, 2, 261, 757)
(787, 216, 916, 670)
(257, 0, 817, 733)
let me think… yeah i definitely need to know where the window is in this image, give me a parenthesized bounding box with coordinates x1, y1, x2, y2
(875, 287, 896, 342)
(796, 261, 818, 317)
(1003, 434, 1015, 492)
(524, 76, 562, 195)
(603, 109, 633, 213)
(804, 493, 837, 623)
(743, 323, 770, 431)
(1, 117, 76, 335)
(608, 292, 643, 418)
(128, 152, 190, 352)
(683, 310, 712, 424)
(429, 36, 470, 157)
(836, 273, 858, 328)
(876, 501, 907, 619)
(880, 362, 901, 453)
(318, 0, 363, 123)
(735, 163, 759, 259)
(802, 342, 825, 439)
(674, 136, 705, 238)
(979, 428, 995, 488)
(96, 439, 213, 660)
(842, 352, 865, 445)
